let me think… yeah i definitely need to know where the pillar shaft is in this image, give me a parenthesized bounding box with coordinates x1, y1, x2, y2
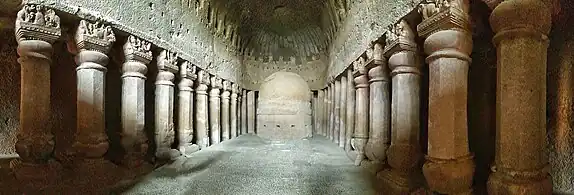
(221, 81, 231, 141)
(353, 58, 369, 166)
(334, 79, 341, 143)
(195, 70, 210, 149)
(177, 62, 197, 156)
(241, 89, 248, 135)
(487, 0, 554, 194)
(379, 20, 423, 194)
(339, 76, 347, 148)
(345, 69, 356, 152)
(317, 90, 325, 136)
(120, 35, 151, 167)
(209, 77, 222, 145)
(418, 2, 475, 193)
(247, 90, 256, 134)
(13, 5, 62, 186)
(328, 84, 334, 140)
(365, 43, 390, 163)
(230, 84, 239, 139)
(154, 50, 179, 160)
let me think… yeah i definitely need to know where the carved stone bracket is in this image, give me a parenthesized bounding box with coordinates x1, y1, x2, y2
(15, 4, 61, 43)
(157, 50, 179, 74)
(124, 35, 152, 65)
(417, 0, 471, 38)
(75, 20, 116, 53)
(384, 20, 418, 58)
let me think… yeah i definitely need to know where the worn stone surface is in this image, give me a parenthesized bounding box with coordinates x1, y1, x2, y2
(0, 28, 19, 156)
(122, 134, 379, 195)
(257, 72, 312, 140)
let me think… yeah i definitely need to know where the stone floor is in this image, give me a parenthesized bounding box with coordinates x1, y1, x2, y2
(120, 134, 379, 195)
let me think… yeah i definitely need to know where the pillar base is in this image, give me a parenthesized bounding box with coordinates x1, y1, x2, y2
(11, 159, 62, 190)
(423, 155, 474, 194)
(179, 144, 200, 157)
(377, 168, 423, 194)
(155, 148, 182, 161)
(487, 169, 552, 195)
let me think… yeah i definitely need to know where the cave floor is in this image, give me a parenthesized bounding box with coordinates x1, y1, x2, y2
(122, 134, 378, 195)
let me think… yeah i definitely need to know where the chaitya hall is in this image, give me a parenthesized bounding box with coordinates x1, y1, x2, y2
(0, 0, 572, 194)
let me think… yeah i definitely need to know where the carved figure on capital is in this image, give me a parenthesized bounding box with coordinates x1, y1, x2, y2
(157, 50, 179, 73)
(181, 62, 198, 81)
(124, 35, 153, 63)
(417, 0, 470, 37)
(16, 4, 61, 43)
(75, 20, 116, 53)
(384, 20, 417, 57)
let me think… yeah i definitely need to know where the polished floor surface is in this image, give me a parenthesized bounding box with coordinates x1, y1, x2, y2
(122, 134, 378, 195)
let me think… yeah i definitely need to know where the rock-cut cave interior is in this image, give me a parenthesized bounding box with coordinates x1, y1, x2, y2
(0, 0, 573, 194)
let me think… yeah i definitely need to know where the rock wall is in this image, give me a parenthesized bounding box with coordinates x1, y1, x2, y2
(0, 28, 19, 156)
(325, 0, 421, 85)
(25, 0, 243, 83)
(242, 55, 326, 90)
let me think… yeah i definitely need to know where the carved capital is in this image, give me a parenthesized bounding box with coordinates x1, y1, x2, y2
(180, 61, 197, 80)
(123, 35, 152, 64)
(417, 0, 471, 38)
(352, 57, 367, 77)
(75, 20, 116, 54)
(157, 50, 179, 73)
(197, 70, 210, 86)
(384, 20, 417, 57)
(222, 80, 232, 92)
(210, 76, 223, 89)
(15, 4, 61, 43)
(231, 83, 238, 94)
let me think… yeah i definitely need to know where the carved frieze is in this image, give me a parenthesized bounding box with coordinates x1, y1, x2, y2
(75, 20, 116, 53)
(15, 4, 61, 43)
(417, 0, 470, 38)
(211, 76, 223, 89)
(157, 50, 179, 73)
(180, 61, 198, 80)
(384, 20, 417, 57)
(124, 35, 153, 64)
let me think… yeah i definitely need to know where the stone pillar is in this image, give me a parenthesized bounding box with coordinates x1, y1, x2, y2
(120, 35, 152, 167)
(328, 83, 334, 140)
(345, 68, 356, 152)
(364, 43, 390, 164)
(177, 62, 198, 156)
(417, 1, 474, 194)
(486, 0, 554, 194)
(241, 89, 248, 135)
(324, 88, 329, 137)
(334, 79, 341, 144)
(230, 83, 239, 139)
(312, 92, 318, 135)
(247, 90, 256, 134)
(195, 70, 210, 149)
(209, 76, 222, 145)
(338, 75, 347, 148)
(154, 50, 180, 160)
(237, 89, 242, 136)
(379, 20, 423, 193)
(12, 5, 62, 186)
(71, 20, 115, 167)
(353, 57, 369, 166)
(317, 90, 324, 136)
(221, 80, 231, 141)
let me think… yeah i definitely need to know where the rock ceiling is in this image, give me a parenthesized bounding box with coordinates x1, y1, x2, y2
(209, 0, 341, 58)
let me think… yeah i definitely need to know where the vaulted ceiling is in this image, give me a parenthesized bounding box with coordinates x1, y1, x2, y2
(204, 0, 346, 59)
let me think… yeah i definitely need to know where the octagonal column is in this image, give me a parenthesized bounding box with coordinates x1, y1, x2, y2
(353, 57, 369, 166)
(339, 75, 347, 148)
(71, 20, 115, 167)
(379, 20, 423, 194)
(328, 83, 334, 140)
(486, 0, 554, 194)
(195, 70, 210, 149)
(209, 76, 222, 145)
(12, 5, 62, 186)
(365, 43, 390, 164)
(120, 35, 152, 167)
(345, 68, 356, 152)
(154, 50, 180, 160)
(221, 80, 231, 141)
(334, 79, 341, 144)
(177, 62, 198, 156)
(241, 89, 248, 135)
(230, 83, 239, 139)
(247, 90, 256, 134)
(417, 1, 475, 194)
(317, 90, 325, 136)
